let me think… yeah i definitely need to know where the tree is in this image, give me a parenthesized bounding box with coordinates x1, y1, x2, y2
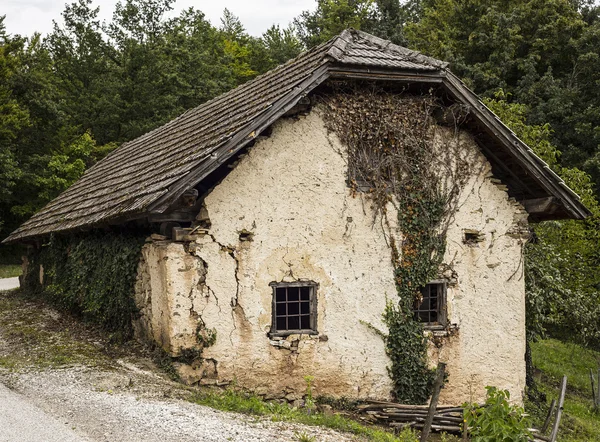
(405, 0, 600, 200)
(486, 93, 600, 346)
(0, 17, 28, 214)
(260, 25, 303, 69)
(217, 9, 260, 83)
(46, 0, 120, 144)
(295, 0, 377, 47)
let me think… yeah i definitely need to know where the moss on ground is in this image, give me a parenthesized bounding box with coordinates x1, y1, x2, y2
(0, 288, 138, 371)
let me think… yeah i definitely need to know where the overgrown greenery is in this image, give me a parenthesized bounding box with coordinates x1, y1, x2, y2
(0, 288, 122, 370)
(191, 387, 419, 442)
(529, 339, 600, 441)
(2, 0, 599, 355)
(23, 230, 146, 339)
(0, 264, 20, 278)
(321, 87, 471, 403)
(464, 387, 532, 442)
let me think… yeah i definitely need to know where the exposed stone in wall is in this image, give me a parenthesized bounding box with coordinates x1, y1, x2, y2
(133, 108, 528, 405)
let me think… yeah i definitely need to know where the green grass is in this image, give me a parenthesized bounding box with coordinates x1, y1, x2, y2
(191, 388, 419, 442)
(0, 289, 113, 370)
(0, 264, 21, 278)
(530, 338, 600, 441)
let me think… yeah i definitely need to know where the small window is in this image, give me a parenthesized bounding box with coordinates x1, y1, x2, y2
(414, 281, 447, 327)
(270, 281, 317, 336)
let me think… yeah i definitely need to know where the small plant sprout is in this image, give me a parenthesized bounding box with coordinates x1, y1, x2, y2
(304, 375, 315, 414)
(464, 386, 532, 441)
(294, 430, 316, 442)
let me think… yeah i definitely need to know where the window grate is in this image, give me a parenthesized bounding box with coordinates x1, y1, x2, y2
(270, 281, 317, 335)
(414, 282, 446, 326)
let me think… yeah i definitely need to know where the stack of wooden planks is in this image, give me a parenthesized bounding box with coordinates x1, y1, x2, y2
(358, 401, 463, 433)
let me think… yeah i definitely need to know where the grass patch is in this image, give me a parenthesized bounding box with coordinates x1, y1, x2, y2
(0, 265, 21, 278)
(0, 288, 142, 371)
(530, 338, 600, 441)
(191, 388, 419, 442)
(532, 338, 600, 394)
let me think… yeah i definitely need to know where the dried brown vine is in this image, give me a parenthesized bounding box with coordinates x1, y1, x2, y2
(320, 85, 473, 403)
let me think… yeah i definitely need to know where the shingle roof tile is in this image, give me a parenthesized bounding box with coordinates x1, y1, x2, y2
(4, 29, 588, 243)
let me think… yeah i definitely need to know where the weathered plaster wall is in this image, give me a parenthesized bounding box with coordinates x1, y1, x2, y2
(428, 128, 528, 405)
(133, 108, 527, 404)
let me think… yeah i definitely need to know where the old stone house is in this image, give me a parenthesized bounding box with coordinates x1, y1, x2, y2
(5, 30, 589, 405)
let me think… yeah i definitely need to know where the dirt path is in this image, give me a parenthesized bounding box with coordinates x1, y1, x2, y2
(0, 289, 358, 442)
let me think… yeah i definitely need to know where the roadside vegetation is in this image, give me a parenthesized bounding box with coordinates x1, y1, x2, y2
(0, 265, 20, 278)
(192, 387, 419, 442)
(0, 288, 135, 370)
(529, 339, 600, 441)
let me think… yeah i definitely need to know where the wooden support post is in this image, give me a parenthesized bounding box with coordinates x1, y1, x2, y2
(590, 369, 597, 407)
(540, 399, 556, 434)
(596, 368, 600, 408)
(549, 376, 567, 442)
(420, 362, 446, 442)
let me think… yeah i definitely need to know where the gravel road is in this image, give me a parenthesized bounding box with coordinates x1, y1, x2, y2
(0, 382, 83, 442)
(0, 278, 19, 291)
(1, 366, 358, 442)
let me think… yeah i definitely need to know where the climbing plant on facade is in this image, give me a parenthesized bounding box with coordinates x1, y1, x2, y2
(23, 230, 147, 340)
(320, 85, 472, 403)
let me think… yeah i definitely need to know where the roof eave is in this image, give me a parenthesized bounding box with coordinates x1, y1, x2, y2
(4, 35, 590, 244)
(441, 71, 590, 222)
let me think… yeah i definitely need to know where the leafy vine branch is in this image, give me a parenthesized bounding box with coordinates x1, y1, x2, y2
(23, 230, 147, 340)
(320, 86, 473, 403)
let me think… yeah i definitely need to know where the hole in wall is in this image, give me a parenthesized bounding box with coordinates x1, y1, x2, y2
(463, 230, 484, 245)
(239, 230, 254, 242)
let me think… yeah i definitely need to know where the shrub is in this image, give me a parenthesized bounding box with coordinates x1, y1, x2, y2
(464, 386, 532, 442)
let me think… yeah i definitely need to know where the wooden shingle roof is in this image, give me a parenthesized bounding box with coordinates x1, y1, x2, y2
(4, 29, 589, 243)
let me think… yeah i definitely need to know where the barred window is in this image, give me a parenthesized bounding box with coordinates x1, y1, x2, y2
(414, 281, 447, 327)
(270, 281, 317, 336)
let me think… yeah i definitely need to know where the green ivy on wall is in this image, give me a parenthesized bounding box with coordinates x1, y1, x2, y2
(321, 85, 470, 404)
(24, 230, 146, 340)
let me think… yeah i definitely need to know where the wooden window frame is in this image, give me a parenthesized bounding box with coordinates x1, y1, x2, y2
(414, 280, 447, 330)
(269, 281, 318, 337)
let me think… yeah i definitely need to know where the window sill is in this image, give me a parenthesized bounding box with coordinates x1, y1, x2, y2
(423, 324, 446, 331)
(269, 330, 318, 339)
(423, 324, 458, 337)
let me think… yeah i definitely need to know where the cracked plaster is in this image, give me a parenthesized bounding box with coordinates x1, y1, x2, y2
(134, 108, 528, 404)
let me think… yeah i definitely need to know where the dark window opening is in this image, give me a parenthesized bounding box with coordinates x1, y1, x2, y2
(463, 230, 484, 245)
(270, 281, 317, 336)
(414, 281, 447, 327)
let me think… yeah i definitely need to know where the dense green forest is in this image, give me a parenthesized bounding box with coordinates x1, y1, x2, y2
(1, 0, 599, 350)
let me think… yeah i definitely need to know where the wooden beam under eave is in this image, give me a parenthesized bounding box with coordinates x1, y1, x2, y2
(520, 197, 559, 215)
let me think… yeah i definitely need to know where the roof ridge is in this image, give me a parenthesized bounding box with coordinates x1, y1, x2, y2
(351, 29, 448, 69)
(325, 29, 354, 61)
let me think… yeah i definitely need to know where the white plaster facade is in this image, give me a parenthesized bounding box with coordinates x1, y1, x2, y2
(133, 107, 528, 405)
